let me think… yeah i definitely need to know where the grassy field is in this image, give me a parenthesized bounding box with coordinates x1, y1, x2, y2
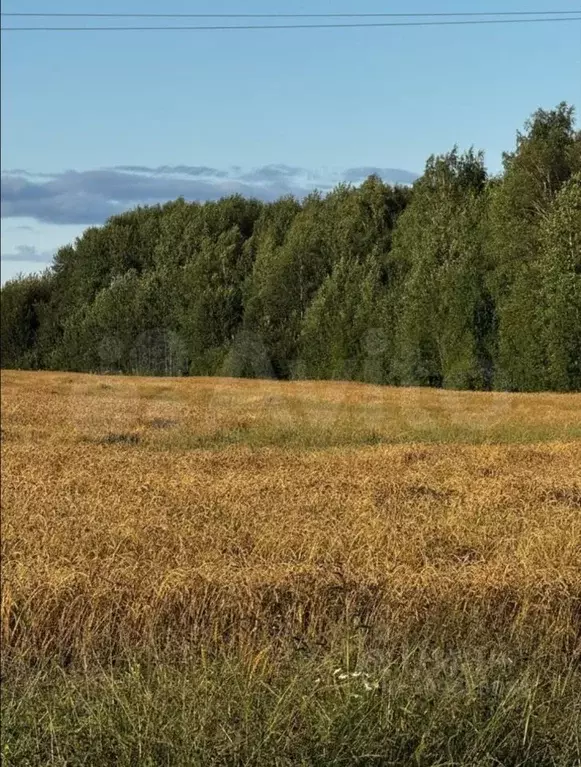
(2, 370, 581, 766)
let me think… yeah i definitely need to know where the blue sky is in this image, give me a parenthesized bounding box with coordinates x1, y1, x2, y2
(1, 0, 580, 284)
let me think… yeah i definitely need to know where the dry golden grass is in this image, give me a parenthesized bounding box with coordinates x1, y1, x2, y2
(2, 370, 581, 662)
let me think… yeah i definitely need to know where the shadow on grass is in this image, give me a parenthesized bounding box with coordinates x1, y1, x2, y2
(151, 422, 581, 452)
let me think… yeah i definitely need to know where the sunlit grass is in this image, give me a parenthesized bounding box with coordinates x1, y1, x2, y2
(2, 370, 580, 765)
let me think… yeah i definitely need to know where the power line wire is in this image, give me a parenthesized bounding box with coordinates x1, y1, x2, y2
(2, 16, 580, 31)
(2, 10, 579, 18)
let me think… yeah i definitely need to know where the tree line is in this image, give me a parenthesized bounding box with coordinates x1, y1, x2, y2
(2, 103, 580, 392)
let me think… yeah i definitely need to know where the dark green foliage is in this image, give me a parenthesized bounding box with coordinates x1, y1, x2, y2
(487, 102, 581, 391)
(243, 192, 333, 378)
(391, 149, 491, 389)
(0, 271, 53, 369)
(183, 225, 254, 376)
(539, 173, 581, 391)
(1, 104, 579, 392)
(299, 255, 385, 382)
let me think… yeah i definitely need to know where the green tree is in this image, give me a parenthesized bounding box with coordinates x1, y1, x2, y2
(539, 173, 581, 390)
(488, 103, 581, 390)
(392, 149, 489, 388)
(299, 255, 385, 382)
(182, 226, 252, 375)
(0, 272, 52, 369)
(244, 193, 332, 378)
(2, 103, 578, 393)
(58, 269, 141, 372)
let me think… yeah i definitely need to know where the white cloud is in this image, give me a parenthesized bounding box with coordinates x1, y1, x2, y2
(1, 164, 418, 225)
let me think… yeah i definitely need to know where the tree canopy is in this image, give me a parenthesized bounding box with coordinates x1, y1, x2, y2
(2, 104, 580, 392)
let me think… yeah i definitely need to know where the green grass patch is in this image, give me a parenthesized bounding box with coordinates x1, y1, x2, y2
(3, 642, 580, 767)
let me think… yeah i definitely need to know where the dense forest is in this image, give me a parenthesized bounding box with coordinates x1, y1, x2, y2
(2, 103, 580, 392)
